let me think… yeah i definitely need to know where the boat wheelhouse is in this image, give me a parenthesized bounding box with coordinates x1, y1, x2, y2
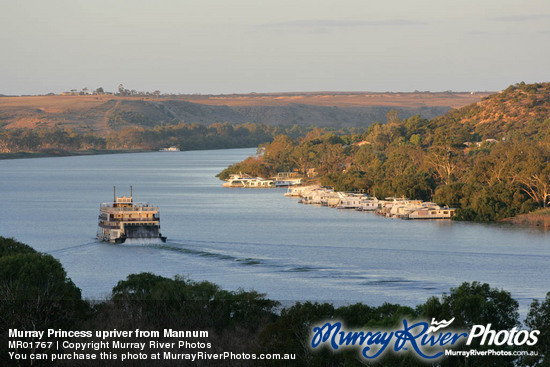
(97, 186, 167, 244)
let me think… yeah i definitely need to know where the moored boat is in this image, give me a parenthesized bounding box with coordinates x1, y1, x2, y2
(222, 173, 254, 187)
(222, 173, 274, 188)
(159, 146, 180, 152)
(405, 206, 456, 220)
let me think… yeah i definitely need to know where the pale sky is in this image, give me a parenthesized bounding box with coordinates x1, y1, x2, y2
(1, 0, 549, 95)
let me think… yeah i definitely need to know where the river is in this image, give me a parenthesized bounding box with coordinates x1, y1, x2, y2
(0, 148, 548, 315)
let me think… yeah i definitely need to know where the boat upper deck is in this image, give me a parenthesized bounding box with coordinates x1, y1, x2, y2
(99, 203, 159, 213)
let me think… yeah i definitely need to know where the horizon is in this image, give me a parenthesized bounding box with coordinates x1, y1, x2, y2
(1, 0, 549, 95)
(0, 88, 500, 97)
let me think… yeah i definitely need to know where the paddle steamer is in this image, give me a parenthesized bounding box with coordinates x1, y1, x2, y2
(97, 186, 167, 243)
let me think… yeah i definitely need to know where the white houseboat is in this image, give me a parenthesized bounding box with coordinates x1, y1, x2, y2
(406, 206, 456, 219)
(336, 193, 372, 209)
(274, 178, 303, 187)
(355, 196, 380, 211)
(284, 185, 320, 197)
(245, 178, 275, 188)
(222, 173, 254, 187)
(159, 146, 180, 152)
(222, 173, 274, 188)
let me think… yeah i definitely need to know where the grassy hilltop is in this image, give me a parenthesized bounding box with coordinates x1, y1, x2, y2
(428, 82, 550, 143)
(0, 91, 487, 134)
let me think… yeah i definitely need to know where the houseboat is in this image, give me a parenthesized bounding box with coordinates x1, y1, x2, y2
(274, 178, 303, 187)
(222, 173, 274, 188)
(336, 193, 369, 209)
(356, 196, 380, 211)
(159, 146, 180, 152)
(300, 188, 337, 205)
(405, 206, 456, 219)
(284, 185, 320, 197)
(272, 172, 303, 187)
(222, 173, 254, 187)
(282, 185, 455, 220)
(245, 178, 275, 188)
(97, 186, 167, 244)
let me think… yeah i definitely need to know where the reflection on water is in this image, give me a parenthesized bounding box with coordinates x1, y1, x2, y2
(0, 148, 548, 316)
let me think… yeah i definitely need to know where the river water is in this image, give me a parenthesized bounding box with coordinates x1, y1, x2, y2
(0, 148, 548, 315)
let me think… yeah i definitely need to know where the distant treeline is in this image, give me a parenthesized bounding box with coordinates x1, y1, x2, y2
(1, 237, 549, 366)
(219, 83, 550, 221)
(0, 123, 364, 154)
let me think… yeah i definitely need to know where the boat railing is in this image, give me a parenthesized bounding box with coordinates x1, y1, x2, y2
(100, 216, 158, 223)
(100, 203, 159, 211)
(120, 218, 160, 222)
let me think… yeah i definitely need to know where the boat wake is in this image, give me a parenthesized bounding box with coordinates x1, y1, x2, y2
(142, 239, 438, 292)
(49, 241, 100, 254)
(149, 241, 267, 264)
(124, 238, 166, 245)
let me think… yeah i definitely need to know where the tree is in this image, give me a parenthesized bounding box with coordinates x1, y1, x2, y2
(0, 238, 88, 365)
(421, 282, 519, 367)
(424, 282, 519, 329)
(0, 250, 86, 312)
(258, 302, 338, 366)
(522, 293, 550, 366)
(516, 150, 550, 208)
(118, 83, 127, 96)
(426, 146, 463, 185)
(0, 237, 36, 257)
(109, 273, 277, 331)
(386, 109, 401, 125)
(263, 135, 296, 172)
(410, 133, 422, 146)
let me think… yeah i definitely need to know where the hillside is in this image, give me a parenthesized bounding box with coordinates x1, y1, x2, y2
(0, 92, 488, 134)
(429, 82, 550, 143)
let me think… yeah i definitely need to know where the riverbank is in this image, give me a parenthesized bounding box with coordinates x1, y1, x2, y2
(220, 173, 548, 227)
(0, 148, 154, 160)
(502, 208, 550, 229)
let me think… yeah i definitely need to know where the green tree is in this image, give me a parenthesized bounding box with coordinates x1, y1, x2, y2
(109, 273, 277, 331)
(0, 237, 36, 257)
(421, 282, 519, 367)
(258, 302, 339, 366)
(410, 133, 422, 146)
(263, 135, 296, 172)
(522, 293, 550, 366)
(0, 237, 88, 365)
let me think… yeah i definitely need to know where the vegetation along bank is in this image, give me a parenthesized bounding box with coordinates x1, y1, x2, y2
(219, 82, 550, 222)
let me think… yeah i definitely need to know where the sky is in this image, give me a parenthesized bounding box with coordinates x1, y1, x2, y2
(1, 0, 549, 95)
